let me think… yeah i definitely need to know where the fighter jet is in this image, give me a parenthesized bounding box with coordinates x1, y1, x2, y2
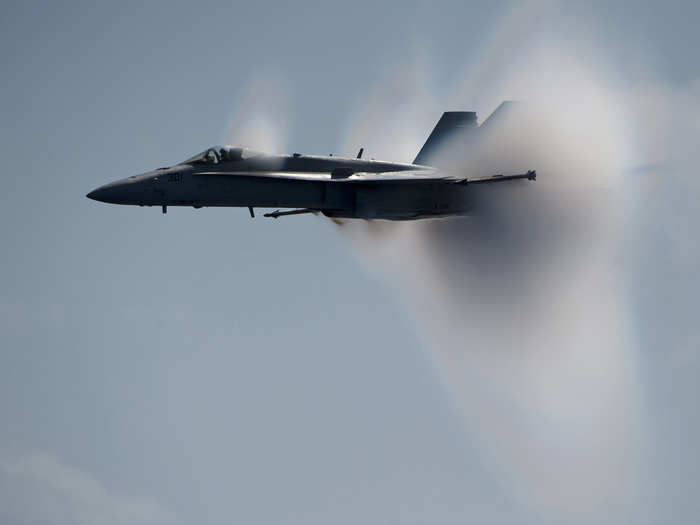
(87, 102, 535, 220)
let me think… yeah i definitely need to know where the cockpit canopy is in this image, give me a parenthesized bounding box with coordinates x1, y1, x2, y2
(180, 145, 265, 165)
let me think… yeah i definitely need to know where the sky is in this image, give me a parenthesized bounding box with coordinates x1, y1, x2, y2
(1, 1, 699, 524)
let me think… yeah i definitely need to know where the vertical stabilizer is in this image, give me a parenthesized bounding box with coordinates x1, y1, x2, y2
(413, 111, 478, 166)
(478, 101, 520, 132)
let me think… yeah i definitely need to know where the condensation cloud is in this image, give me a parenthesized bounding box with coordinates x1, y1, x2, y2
(338, 2, 699, 522)
(222, 70, 290, 154)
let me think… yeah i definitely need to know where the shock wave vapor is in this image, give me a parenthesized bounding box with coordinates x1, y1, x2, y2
(87, 102, 535, 220)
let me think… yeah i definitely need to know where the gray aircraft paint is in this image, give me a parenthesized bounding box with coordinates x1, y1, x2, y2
(87, 107, 535, 220)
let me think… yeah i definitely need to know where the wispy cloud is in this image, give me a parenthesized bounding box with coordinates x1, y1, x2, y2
(0, 452, 179, 525)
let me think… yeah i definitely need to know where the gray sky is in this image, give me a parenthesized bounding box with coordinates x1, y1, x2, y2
(1, 1, 699, 524)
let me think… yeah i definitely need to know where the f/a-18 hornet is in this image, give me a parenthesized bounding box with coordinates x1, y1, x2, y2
(87, 102, 535, 220)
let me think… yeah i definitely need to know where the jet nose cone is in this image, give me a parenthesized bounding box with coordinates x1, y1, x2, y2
(86, 185, 111, 202)
(86, 179, 136, 204)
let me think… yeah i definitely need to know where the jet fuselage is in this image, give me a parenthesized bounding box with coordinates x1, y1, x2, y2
(87, 107, 536, 220)
(87, 151, 469, 220)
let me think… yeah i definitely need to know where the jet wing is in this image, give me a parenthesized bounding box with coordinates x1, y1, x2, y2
(194, 169, 535, 184)
(193, 169, 442, 182)
(339, 170, 536, 185)
(341, 170, 448, 183)
(194, 170, 334, 180)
